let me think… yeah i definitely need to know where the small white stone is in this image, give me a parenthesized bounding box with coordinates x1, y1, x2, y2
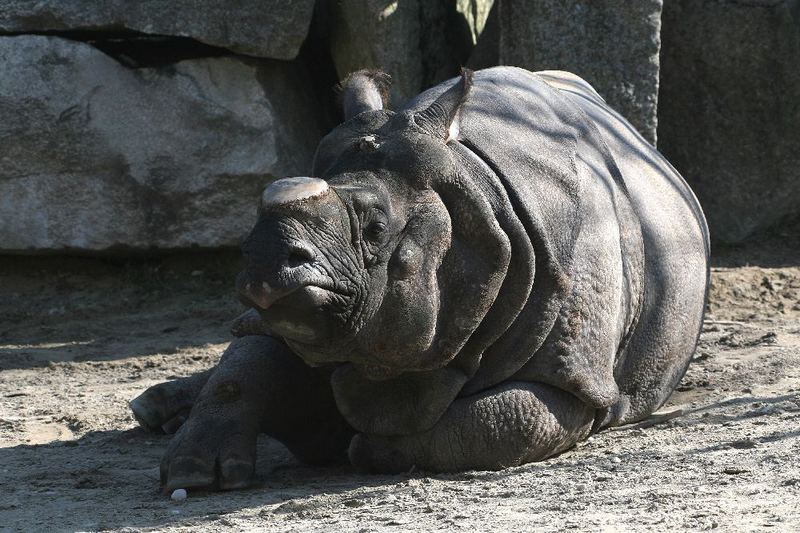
(171, 488, 187, 501)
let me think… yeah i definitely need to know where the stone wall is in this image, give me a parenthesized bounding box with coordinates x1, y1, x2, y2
(0, 1, 323, 252)
(0, 0, 315, 59)
(658, 0, 800, 243)
(495, 0, 662, 146)
(0, 1, 794, 252)
(0, 36, 322, 251)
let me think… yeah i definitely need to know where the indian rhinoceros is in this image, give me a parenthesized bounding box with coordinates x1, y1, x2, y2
(130, 67, 709, 491)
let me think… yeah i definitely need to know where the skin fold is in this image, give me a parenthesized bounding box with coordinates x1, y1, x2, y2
(131, 67, 709, 491)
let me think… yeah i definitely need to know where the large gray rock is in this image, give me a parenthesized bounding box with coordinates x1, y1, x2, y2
(328, 0, 472, 107)
(330, 0, 422, 106)
(0, 0, 315, 60)
(0, 36, 323, 252)
(456, 0, 496, 45)
(496, 0, 662, 145)
(658, 0, 800, 244)
(467, 0, 500, 70)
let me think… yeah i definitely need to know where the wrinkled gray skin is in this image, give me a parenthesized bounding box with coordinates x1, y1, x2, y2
(130, 67, 709, 492)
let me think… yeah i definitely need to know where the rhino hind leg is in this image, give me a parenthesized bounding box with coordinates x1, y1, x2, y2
(597, 217, 709, 428)
(130, 368, 213, 434)
(603, 275, 707, 427)
(348, 381, 595, 473)
(604, 318, 702, 428)
(159, 335, 353, 491)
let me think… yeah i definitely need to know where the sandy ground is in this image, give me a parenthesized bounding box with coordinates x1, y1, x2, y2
(1, 242, 799, 532)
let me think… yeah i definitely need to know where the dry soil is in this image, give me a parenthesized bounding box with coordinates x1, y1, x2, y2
(1, 240, 799, 532)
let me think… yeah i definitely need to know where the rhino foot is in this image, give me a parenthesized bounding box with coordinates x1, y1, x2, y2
(159, 402, 259, 491)
(130, 370, 212, 434)
(151, 336, 354, 492)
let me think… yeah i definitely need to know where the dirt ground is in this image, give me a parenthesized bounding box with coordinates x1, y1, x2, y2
(1, 234, 799, 532)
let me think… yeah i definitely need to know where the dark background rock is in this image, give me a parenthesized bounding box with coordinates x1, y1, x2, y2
(0, 1, 795, 251)
(495, 0, 662, 145)
(329, 0, 423, 106)
(467, 1, 500, 70)
(0, 0, 315, 60)
(658, 0, 800, 244)
(328, 0, 473, 107)
(0, 36, 323, 252)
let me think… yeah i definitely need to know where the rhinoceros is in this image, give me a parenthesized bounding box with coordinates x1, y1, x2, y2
(130, 67, 709, 491)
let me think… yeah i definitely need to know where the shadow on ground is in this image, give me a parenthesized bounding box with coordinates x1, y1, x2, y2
(0, 427, 400, 532)
(0, 252, 244, 371)
(2, 388, 798, 531)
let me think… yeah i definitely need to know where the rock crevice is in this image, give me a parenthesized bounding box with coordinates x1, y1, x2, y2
(0, 0, 316, 60)
(0, 29, 233, 68)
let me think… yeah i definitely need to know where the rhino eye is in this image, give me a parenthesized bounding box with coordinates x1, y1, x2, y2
(364, 221, 386, 241)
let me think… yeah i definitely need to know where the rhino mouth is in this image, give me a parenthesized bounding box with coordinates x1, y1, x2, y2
(238, 232, 350, 305)
(238, 274, 349, 312)
(237, 252, 357, 346)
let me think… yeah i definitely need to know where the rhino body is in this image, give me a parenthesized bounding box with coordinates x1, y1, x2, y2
(131, 67, 709, 490)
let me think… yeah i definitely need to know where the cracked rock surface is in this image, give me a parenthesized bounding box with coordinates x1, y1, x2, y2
(658, 0, 800, 243)
(0, 0, 315, 60)
(0, 35, 323, 251)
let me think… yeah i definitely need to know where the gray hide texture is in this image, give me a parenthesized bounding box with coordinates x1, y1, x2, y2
(133, 67, 709, 489)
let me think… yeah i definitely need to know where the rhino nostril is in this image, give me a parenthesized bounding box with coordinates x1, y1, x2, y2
(286, 244, 316, 268)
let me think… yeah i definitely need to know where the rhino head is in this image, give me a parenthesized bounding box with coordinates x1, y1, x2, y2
(237, 70, 510, 380)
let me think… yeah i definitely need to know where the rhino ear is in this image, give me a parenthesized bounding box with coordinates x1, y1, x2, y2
(414, 68, 473, 143)
(336, 70, 392, 120)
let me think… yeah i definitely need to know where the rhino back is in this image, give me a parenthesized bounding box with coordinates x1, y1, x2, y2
(537, 70, 710, 423)
(403, 66, 707, 416)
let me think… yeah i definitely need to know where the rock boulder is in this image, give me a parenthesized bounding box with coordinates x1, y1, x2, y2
(495, 0, 662, 145)
(0, 36, 323, 252)
(328, 0, 472, 107)
(0, 0, 315, 60)
(658, 0, 800, 243)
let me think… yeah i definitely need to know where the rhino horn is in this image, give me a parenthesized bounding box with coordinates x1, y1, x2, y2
(261, 177, 329, 208)
(414, 68, 473, 143)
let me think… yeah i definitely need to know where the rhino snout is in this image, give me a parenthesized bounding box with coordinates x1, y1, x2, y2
(236, 243, 318, 309)
(284, 241, 316, 269)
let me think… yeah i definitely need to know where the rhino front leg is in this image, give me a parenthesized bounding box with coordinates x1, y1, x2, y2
(130, 308, 274, 434)
(130, 369, 214, 434)
(349, 381, 595, 473)
(160, 335, 353, 491)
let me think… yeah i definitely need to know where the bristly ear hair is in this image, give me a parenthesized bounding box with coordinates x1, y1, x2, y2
(335, 69, 392, 120)
(414, 68, 474, 143)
